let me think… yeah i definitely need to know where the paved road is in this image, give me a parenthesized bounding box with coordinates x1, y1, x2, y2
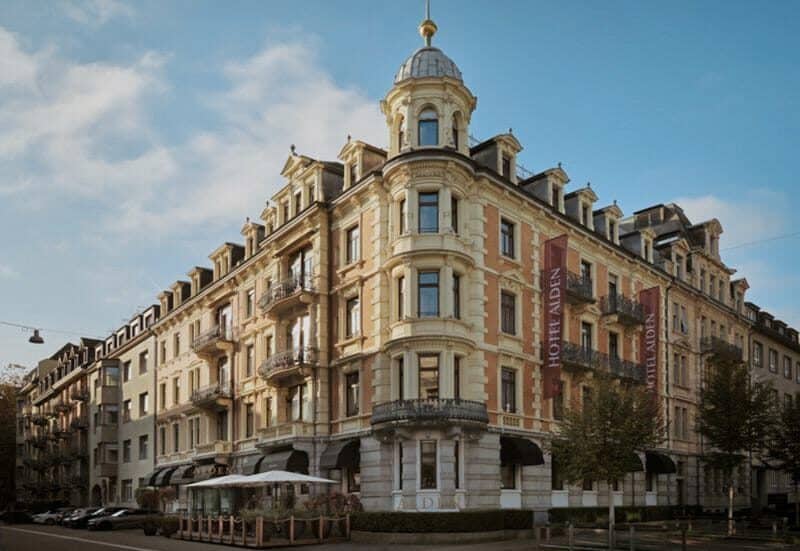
(0, 524, 796, 551)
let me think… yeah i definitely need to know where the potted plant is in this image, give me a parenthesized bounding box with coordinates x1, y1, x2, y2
(159, 515, 179, 538)
(142, 516, 159, 536)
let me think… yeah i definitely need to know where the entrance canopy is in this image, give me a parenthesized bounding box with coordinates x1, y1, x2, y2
(256, 449, 309, 474)
(500, 436, 544, 466)
(171, 464, 195, 485)
(646, 451, 677, 474)
(154, 466, 178, 486)
(319, 439, 360, 471)
(144, 467, 164, 487)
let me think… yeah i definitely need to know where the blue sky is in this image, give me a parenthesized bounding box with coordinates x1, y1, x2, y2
(1, 0, 799, 370)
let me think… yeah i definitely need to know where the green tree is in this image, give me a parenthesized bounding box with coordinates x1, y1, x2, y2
(549, 374, 663, 549)
(696, 355, 775, 535)
(766, 393, 800, 526)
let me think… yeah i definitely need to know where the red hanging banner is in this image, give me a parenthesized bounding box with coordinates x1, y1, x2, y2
(542, 234, 568, 400)
(639, 286, 660, 394)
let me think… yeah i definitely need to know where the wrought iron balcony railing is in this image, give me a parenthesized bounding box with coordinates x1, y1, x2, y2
(70, 387, 90, 402)
(190, 382, 232, 405)
(371, 398, 489, 426)
(561, 341, 647, 384)
(191, 324, 234, 352)
(600, 294, 646, 326)
(54, 402, 71, 414)
(566, 272, 595, 304)
(258, 274, 316, 312)
(700, 336, 742, 361)
(30, 415, 48, 426)
(70, 415, 89, 430)
(258, 347, 317, 380)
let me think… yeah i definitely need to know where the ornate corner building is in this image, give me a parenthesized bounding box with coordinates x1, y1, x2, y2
(16, 12, 800, 516)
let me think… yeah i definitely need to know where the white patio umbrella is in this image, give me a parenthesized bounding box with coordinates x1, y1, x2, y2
(236, 470, 337, 487)
(186, 474, 251, 488)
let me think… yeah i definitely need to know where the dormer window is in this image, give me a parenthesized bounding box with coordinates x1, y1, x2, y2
(643, 240, 652, 262)
(502, 155, 511, 179)
(581, 204, 591, 227)
(418, 108, 438, 146)
(551, 183, 561, 209)
(349, 163, 357, 186)
(294, 191, 302, 216)
(608, 220, 617, 242)
(675, 254, 684, 280)
(282, 202, 289, 224)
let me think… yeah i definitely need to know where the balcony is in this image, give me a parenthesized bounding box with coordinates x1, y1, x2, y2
(190, 383, 232, 410)
(565, 272, 595, 305)
(54, 428, 72, 440)
(257, 347, 317, 386)
(257, 421, 314, 443)
(194, 440, 233, 457)
(600, 294, 646, 327)
(561, 341, 646, 384)
(371, 398, 489, 428)
(562, 341, 605, 371)
(70, 415, 89, 431)
(700, 336, 742, 362)
(31, 435, 49, 449)
(258, 275, 316, 317)
(70, 387, 90, 402)
(31, 414, 48, 426)
(191, 325, 235, 357)
(95, 423, 117, 443)
(54, 402, 71, 414)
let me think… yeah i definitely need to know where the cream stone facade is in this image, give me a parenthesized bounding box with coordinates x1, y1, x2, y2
(16, 12, 800, 518)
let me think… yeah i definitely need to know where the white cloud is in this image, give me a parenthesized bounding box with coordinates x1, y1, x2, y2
(672, 192, 789, 250)
(107, 39, 386, 234)
(0, 265, 19, 279)
(61, 0, 134, 26)
(0, 27, 174, 201)
(0, 28, 385, 237)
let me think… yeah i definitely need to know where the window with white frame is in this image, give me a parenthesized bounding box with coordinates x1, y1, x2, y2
(346, 225, 360, 264)
(345, 371, 360, 417)
(419, 440, 437, 489)
(345, 296, 360, 338)
(418, 192, 439, 233)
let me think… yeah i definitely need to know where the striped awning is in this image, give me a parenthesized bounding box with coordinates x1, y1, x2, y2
(154, 466, 178, 486)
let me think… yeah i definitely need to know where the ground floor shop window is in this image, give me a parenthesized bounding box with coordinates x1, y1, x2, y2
(501, 463, 517, 489)
(420, 440, 437, 489)
(347, 466, 361, 493)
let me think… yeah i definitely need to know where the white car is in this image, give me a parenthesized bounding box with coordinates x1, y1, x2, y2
(32, 508, 71, 525)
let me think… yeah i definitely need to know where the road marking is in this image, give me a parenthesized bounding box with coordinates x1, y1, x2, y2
(0, 526, 158, 551)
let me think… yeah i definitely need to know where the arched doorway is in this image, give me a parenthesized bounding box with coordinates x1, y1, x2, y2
(91, 484, 102, 506)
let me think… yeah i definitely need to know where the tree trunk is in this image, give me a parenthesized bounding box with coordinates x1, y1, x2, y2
(728, 482, 734, 536)
(608, 481, 616, 550)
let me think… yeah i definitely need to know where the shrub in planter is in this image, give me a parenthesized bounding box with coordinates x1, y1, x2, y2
(159, 515, 179, 538)
(142, 516, 159, 536)
(351, 510, 534, 533)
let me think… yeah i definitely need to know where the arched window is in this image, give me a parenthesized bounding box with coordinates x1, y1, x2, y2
(452, 114, 460, 149)
(418, 108, 438, 146)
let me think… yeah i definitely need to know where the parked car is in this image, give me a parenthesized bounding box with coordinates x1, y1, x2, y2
(0, 510, 32, 524)
(32, 508, 73, 525)
(88, 509, 160, 531)
(67, 507, 123, 529)
(62, 507, 99, 527)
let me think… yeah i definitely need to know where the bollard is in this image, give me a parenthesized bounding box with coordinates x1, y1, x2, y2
(681, 526, 687, 551)
(629, 525, 635, 551)
(772, 521, 777, 536)
(568, 522, 574, 551)
(546, 526, 551, 542)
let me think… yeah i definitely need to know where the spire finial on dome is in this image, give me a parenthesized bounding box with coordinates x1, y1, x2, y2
(419, 0, 437, 47)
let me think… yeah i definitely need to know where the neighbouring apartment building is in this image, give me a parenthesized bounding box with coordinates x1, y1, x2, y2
(16, 13, 800, 516)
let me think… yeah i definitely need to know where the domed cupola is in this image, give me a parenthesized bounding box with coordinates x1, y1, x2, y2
(381, 1, 477, 159)
(394, 47, 463, 84)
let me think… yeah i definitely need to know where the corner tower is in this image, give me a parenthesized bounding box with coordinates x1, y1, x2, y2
(381, 3, 477, 158)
